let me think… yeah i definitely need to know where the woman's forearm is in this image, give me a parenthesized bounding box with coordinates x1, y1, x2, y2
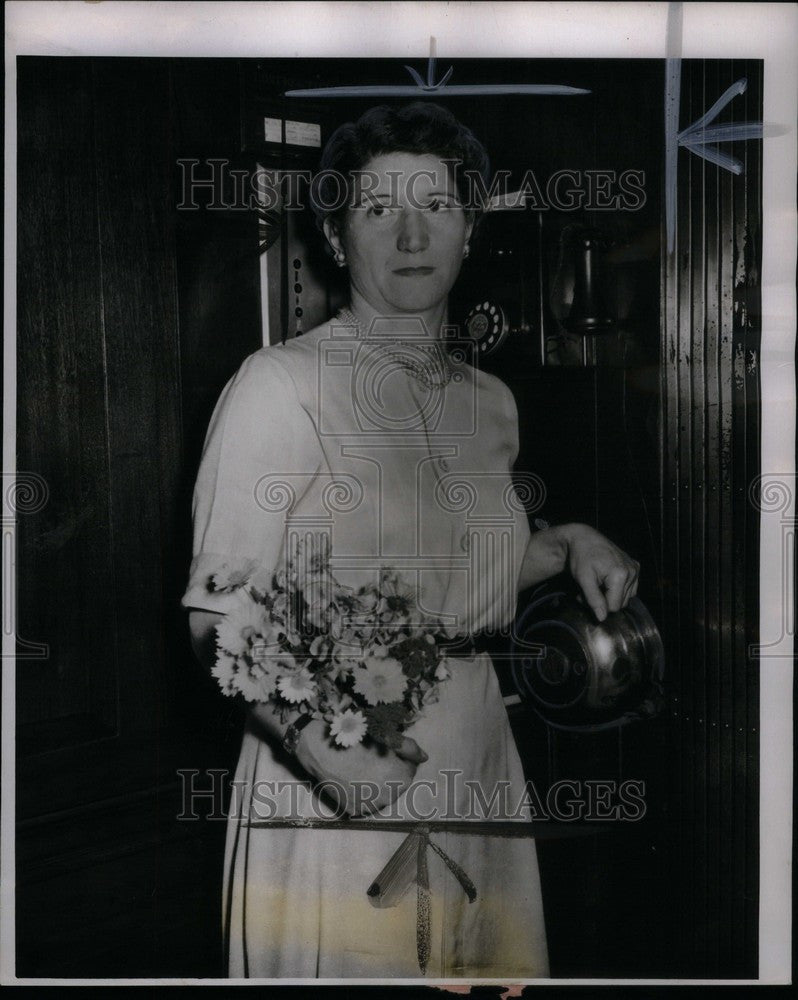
(186, 610, 422, 814)
(518, 522, 640, 622)
(518, 523, 611, 590)
(517, 523, 582, 592)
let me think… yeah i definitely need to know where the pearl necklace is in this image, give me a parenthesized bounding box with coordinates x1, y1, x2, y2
(335, 307, 455, 390)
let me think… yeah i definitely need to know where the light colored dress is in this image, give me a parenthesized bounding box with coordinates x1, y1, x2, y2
(182, 321, 549, 978)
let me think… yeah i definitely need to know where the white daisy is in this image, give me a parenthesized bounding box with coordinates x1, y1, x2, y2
(353, 656, 407, 705)
(276, 667, 317, 704)
(215, 596, 271, 656)
(329, 709, 367, 748)
(211, 651, 238, 696)
(235, 663, 278, 703)
(249, 636, 284, 669)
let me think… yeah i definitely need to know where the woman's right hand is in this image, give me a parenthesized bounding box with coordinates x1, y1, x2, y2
(190, 614, 427, 818)
(293, 718, 428, 818)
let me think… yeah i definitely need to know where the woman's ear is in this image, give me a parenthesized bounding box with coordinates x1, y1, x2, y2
(464, 213, 475, 247)
(323, 216, 344, 259)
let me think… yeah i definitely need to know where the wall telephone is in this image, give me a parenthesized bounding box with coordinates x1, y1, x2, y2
(452, 209, 617, 363)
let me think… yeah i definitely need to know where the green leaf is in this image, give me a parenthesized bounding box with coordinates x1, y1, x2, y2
(364, 702, 412, 751)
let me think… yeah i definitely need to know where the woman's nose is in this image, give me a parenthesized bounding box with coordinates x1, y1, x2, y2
(396, 209, 429, 253)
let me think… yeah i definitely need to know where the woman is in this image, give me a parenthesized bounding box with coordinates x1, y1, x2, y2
(183, 102, 639, 979)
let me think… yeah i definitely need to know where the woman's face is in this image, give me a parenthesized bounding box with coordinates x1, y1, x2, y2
(325, 152, 472, 316)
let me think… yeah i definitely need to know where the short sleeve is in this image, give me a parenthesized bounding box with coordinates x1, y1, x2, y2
(181, 350, 324, 614)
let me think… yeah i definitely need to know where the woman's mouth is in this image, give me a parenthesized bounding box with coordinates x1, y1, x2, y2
(392, 266, 436, 276)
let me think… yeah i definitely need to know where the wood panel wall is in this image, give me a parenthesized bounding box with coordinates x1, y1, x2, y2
(660, 58, 761, 978)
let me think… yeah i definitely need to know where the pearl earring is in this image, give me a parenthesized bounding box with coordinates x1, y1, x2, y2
(463, 243, 470, 259)
(334, 250, 346, 267)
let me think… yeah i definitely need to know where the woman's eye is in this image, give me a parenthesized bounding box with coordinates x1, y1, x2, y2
(425, 199, 457, 214)
(365, 203, 396, 218)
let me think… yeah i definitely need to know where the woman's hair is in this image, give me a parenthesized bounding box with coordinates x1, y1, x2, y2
(310, 101, 490, 244)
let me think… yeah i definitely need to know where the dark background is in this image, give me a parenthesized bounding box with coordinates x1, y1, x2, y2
(15, 56, 761, 980)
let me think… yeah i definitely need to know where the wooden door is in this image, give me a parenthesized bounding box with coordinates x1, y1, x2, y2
(15, 55, 262, 976)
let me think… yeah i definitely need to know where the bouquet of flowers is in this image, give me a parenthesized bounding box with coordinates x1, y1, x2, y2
(208, 538, 454, 750)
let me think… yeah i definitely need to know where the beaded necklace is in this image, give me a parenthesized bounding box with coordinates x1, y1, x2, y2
(335, 306, 455, 390)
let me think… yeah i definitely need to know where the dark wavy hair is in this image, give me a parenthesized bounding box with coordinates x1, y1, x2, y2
(310, 102, 490, 244)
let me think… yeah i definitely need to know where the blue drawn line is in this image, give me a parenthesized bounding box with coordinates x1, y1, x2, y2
(404, 53, 453, 91)
(676, 78, 763, 177)
(680, 122, 765, 144)
(664, 1, 683, 254)
(666, 71, 764, 252)
(286, 38, 589, 99)
(677, 78, 748, 139)
(285, 84, 590, 98)
(679, 140, 744, 175)
(664, 59, 681, 255)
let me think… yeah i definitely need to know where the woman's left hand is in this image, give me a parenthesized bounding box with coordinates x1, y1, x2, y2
(557, 523, 640, 622)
